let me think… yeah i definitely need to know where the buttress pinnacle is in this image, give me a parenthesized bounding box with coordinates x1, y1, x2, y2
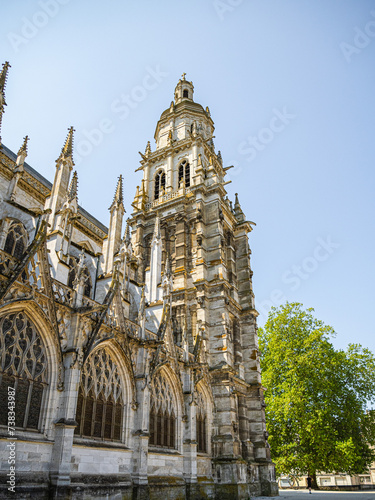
(17, 135, 29, 157)
(124, 219, 131, 244)
(0, 61, 11, 107)
(0, 61, 11, 147)
(61, 126, 75, 159)
(110, 175, 124, 210)
(68, 171, 78, 201)
(234, 193, 245, 222)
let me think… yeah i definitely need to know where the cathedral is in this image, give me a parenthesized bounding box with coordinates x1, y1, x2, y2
(0, 62, 278, 499)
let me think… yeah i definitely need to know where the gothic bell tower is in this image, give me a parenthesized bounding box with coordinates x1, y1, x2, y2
(129, 74, 277, 497)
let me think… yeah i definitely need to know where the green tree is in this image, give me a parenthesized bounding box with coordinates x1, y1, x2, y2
(258, 302, 375, 487)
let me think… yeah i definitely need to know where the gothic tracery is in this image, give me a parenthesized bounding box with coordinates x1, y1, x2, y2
(0, 312, 48, 430)
(75, 346, 124, 441)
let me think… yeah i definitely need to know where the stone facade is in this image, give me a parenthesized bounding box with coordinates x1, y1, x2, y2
(0, 63, 278, 499)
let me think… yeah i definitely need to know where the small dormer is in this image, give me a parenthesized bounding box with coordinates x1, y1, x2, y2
(174, 73, 194, 104)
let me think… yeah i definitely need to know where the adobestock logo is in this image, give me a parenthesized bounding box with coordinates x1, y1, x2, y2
(340, 11, 375, 63)
(256, 236, 340, 321)
(213, 0, 244, 21)
(238, 107, 296, 163)
(74, 66, 169, 165)
(7, 0, 72, 53)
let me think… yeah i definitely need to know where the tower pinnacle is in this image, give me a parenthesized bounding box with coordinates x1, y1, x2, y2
(68, 171, 78, 201)
(234, 193, 245, 223)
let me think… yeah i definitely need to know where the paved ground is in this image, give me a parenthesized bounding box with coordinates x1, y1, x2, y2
(256, 490, 375, 500)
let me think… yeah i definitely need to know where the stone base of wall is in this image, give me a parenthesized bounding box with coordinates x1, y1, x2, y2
(0, 473, 278, 499)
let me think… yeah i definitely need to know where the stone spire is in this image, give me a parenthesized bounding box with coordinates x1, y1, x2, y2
(17, 135, 28, 156)
(0, 61, 11, 147)
(68, 170, 78, 201)
(16, 136, 29, 167)
(7, 133, 27, 201)
(103, 176, 125, 274)
(124, 218, 131, 245)
(145, 141, 151, 157)
(59, 126, 75, 161)
(234, 192, 245, 223)
(110, 175, 124, 211)
(46, 127, 75, 229)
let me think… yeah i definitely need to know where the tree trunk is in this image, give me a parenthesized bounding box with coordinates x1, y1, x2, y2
(311, 472, 319, 490)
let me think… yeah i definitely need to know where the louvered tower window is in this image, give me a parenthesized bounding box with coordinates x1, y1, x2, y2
(178, 160, 190, 188)
(154, 171, 166, 200)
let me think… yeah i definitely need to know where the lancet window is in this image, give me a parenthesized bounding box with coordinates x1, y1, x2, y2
(196, 388, 208, 453)
(3, 221, 27, 260)
(0, 312, 48, 431)
(75, 347, 124, 441)
(143, 233, 153, 270)
(154, 170, 166, 200)
(149, 371, 176, 449)
(178, 160, 190, 188)
(67, 257, 92, 298)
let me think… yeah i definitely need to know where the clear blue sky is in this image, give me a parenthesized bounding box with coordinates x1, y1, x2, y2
(2, 0, 374, 354)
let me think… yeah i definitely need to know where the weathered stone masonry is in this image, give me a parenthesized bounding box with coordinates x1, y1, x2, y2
(0, 63, 278, 499)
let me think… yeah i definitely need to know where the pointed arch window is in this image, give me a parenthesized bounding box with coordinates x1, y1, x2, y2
(196, 389, 208, 453)
(75, 347, 124, 441)
(178, 160, 190, 188)
(149, 371, 176, 449)
(0, 312, 48, 431)
(3, 221, 27, 260)
(154, 170, 166, 200)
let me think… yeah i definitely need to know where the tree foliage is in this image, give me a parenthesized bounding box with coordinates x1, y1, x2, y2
(259, 302, 375, 481)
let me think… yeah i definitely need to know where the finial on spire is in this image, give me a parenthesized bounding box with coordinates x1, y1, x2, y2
(0, 61, 11, 147)
(234, 193, 241, 208)
(60, 126, 75, 162)
(110, 174, 124, 210)
(68, 171, 78, 201)
(234, 193, 245, 222)
(145, 140, 151, 156)
(0, 61, 11, 106)
(17, 135, 29, 157)
(181, 72, 186, 80)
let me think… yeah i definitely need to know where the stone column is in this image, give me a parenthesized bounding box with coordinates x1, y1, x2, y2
(182, 373, 198, 496)
(50, 277, 85, 490)
(166, 154, 173, 192)
(132, 346, 150, 498)
(49, 347, 80, 488)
